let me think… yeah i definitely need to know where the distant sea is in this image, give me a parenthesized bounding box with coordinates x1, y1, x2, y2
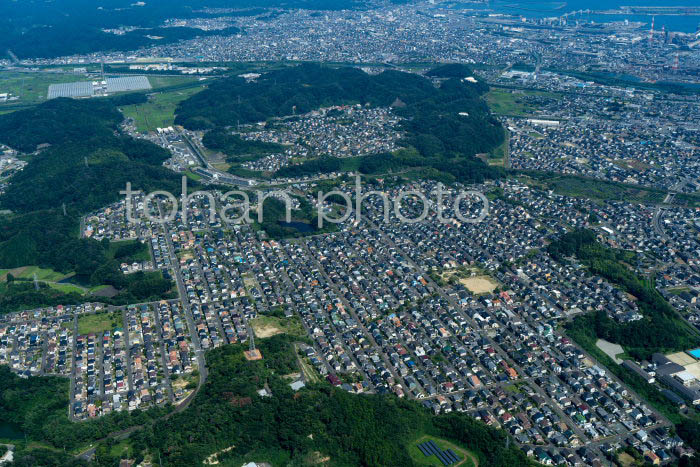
(470, 0, 700, 33)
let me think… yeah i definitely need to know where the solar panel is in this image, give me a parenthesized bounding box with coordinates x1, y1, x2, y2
(47, 81, 94, 99)
(105, 76, 151, 93)
(445, 449, 460, 463)
(417, 444, 430, 456)
(435, 450, 451, 466)
(421, 442, 439, 456)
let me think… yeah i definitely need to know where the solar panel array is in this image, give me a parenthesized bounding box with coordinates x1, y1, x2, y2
(105, 76, 151, 93)
(47, 81, 94, 99)
(417, 440, 461, 466)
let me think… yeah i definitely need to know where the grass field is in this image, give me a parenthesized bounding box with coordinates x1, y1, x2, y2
(120, 85, 205, 133)
(47, 282, 85, 294)
(486, 88, 558, 117)
(297, 353, 322, 384)
(184, 170, 203, 182)
(0, 71, 89, 108)
(677, 193, 700, 208)
(0, 71, 202, 117)
(77, 311, 121, 335)
(520, 173, 667, 205)
(487, 129, 509, 167)
(147, 76, 201, 90)
(408, 435, 477, 467)
(0, 266, 68, 282)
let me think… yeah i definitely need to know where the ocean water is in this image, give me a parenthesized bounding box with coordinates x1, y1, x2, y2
(471, 0, 700, 33)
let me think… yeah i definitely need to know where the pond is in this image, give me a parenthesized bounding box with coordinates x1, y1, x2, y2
(0, 421, 24, 440)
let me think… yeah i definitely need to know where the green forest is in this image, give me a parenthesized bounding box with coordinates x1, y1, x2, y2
(0, 365, 169, 464)
(0, 281, 85, 312)
(95, 335, 532, 466)
(203, 129, 285, 163)
(255, 195, 338, 239)
(178, 63, 505, 184)
(0, 97, 181, 311)
(551, 229, 700, 463)
(2, 335, 534, 466)
(549, 229, 700, 360)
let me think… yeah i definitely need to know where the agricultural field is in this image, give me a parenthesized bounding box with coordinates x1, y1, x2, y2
(0, 266, 67, 282)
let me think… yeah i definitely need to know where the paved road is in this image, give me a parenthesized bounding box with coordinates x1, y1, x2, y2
(652, 206, 667, 240)
(366, 216, 591, 442)
(157, 204, 208, 392)
(73, 210, 209, 459)
(181, 133, 210, 170)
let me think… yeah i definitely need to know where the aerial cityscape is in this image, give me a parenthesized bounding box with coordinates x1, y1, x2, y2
(0, 0, 699, 466)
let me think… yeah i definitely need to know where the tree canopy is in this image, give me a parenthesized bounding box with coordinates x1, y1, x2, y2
(183, 64, 505, 184)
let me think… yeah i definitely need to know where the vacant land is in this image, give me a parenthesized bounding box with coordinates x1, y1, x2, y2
(486, 88, 558, 117)
(618, 452, 636, 467)
(408, 435, 477, 467)
(440, 266, 499, 295)
(596, 339, 625, 364)
(77, 312, 120, 335)
(250, 315, 305, 339)
(461, 276, 499, 295)
(120, 84, 205, 133)
(520, 174, 667, 205)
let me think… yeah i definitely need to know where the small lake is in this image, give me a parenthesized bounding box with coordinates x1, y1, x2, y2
(0, 421, 24, 440)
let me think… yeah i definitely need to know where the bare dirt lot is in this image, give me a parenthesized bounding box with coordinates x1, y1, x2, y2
(460, 276, 498, 294)
(251, 317, 284, 338)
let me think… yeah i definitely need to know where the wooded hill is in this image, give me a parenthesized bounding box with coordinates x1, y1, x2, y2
(0, 97, 180, 311)
(176, 63, 505, 184)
